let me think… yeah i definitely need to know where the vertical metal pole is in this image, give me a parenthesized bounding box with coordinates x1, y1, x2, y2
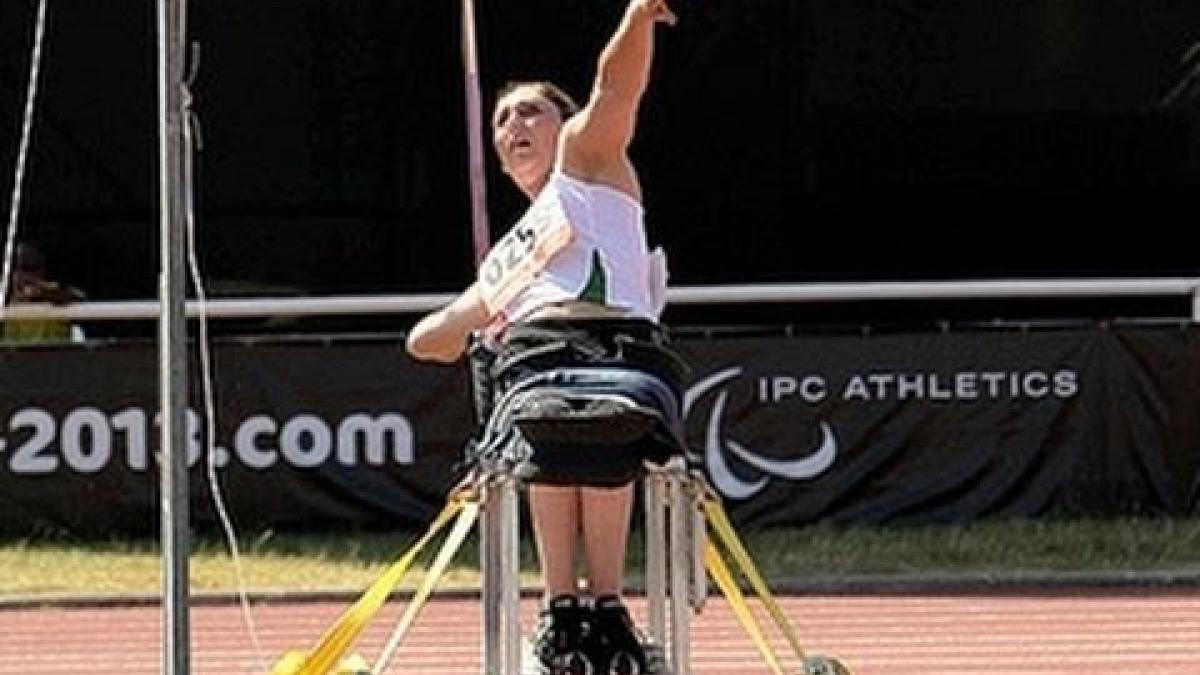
(668, 462, 691, 675)
(481, 473, 523, 675)
(500, 477, 522, 675)
(481, 481, 503, 675)
(156, 0, 190, 673)
(643, 472, 667, 647)
(688, 483, 707, 612)
(461, 0, 490, 266)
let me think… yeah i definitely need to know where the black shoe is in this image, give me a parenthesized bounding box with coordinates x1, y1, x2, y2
(590, 595, 649, 675)
(531, 594, 596, 675)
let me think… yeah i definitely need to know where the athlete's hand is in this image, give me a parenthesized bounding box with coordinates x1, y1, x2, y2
(632, 0, 677, 27)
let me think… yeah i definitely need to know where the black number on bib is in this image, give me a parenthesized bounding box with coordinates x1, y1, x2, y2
(477, 194, 573, 315)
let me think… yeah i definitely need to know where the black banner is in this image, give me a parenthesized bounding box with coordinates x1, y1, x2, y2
(1, 325, 1198, 535)
(0, 339, 472, 536)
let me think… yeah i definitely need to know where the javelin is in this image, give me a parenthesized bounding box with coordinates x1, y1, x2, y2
(461, 0, 490, 266)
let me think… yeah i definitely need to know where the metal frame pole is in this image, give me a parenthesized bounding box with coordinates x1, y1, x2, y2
(688, 480, 707, 614)
(7, 278, 1200, 323)
(644, 470, 668, 648)
(480, 472, 523, 675)
(500, 476, 522, 675)
(156, 0, 190, 673)
(481, 480, 504, 675)
(667, 460, 692, 675)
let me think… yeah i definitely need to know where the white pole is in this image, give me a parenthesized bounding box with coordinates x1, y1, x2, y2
(156, 0, 190, 672)
(644, 471, 667, 646)
(481, 479, 505, 675)
(668, 460, 692, 675)
(5, 279, 1200, 322)
(500, 476, 522, 675)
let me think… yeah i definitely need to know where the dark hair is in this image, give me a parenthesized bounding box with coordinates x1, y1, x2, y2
(495, 80, 580, 119)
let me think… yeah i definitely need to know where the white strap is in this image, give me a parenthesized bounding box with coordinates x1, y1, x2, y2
(477, 191, 573, 315)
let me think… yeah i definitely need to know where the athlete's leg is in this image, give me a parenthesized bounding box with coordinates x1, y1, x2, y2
(530, 484, 582, 599)
(581, 482, 647, 674)
(580, 483, 634, 596)
(529, 484, 593, 673)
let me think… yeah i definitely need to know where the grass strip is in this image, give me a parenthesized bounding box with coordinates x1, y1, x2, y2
(2, 517, 1198, 596)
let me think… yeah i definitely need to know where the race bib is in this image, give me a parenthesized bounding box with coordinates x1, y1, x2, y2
(478, 191, 573, 315)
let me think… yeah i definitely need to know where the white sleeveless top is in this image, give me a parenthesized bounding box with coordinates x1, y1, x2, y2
(502, 171, 666, 324)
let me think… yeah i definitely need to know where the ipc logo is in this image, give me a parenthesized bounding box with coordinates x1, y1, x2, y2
(683, 367, 837, 500)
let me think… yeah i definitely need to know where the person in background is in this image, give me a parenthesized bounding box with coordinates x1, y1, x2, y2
(2, 242, 86, 344)
(406, 1, 680, 673)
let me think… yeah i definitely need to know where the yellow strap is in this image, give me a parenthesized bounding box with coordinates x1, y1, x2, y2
(704, 541, 785, 675)
(373, 501, 480, 673)
(703, 496, 808, 661)
(271, 497, 468, 675)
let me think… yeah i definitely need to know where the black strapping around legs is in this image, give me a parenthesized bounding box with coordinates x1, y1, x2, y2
(464, 318, 691, 487)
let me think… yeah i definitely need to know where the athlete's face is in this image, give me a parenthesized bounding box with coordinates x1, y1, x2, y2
(492, 86, 563, 197)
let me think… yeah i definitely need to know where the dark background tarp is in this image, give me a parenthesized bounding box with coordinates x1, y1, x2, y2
(2, 1, 1200, 306)
(1, 325, 1197, 536)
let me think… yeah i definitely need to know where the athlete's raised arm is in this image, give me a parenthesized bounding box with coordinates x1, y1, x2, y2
(560, 0, 676, 189)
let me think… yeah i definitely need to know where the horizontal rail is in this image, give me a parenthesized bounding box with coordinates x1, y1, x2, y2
(2, 279, 1199, 321)
(666, 278, 1200, 304)
(0, 293, 456, 321)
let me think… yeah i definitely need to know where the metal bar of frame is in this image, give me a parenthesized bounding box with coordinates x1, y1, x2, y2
(480, 479, 503, 675)
(155, 0, 190, 672)
(479, 472, 524, 675)
(644, 470, 668, 650)
(5, 278, 1200, 322)
(501, 476, 522, 675)
(688, 478, 707, 613)
(667, 459, 692, 675)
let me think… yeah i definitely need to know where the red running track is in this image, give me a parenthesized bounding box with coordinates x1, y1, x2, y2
(1, 590, 1198, 674)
